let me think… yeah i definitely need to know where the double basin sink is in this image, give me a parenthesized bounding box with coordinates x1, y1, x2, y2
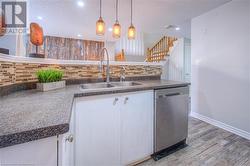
(80, 81, 143, 90)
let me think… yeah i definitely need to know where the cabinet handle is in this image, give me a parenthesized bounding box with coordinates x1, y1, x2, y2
(113, 98, 119, 105)
(124, 97, 129, 104)
(65, 134, 74, 143)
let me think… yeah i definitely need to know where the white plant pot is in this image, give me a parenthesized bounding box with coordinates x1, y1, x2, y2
(37, 81, 66, 92)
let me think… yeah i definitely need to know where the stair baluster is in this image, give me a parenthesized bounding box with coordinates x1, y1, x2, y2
(146, 36, 177, 62)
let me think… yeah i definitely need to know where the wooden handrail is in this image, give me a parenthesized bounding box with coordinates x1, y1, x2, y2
(146, 36, 177, 62)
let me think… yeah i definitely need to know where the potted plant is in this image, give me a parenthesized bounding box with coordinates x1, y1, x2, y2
(36, 69, 65, 91)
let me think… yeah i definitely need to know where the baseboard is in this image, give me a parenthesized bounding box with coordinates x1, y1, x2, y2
(190, 112, 250, 140)
(128, 156, 151, 166)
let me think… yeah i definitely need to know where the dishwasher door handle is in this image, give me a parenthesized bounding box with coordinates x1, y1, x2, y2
(157, 93, 181, 99)
(165, 93, 181, 97)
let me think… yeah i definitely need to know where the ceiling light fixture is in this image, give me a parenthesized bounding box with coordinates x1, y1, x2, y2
(77, 34, 82, 37)
(77, 1, 85, 7)
(96, 0, 105, 36)
(128, 0, 136, 40)
(165, 25, 180, 31)
(112, 0, 121, 38)
(37, 16, 43, 20)
(175, 27, 180, 31)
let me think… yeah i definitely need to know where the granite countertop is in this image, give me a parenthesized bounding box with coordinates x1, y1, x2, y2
(0, 80, 190, 148)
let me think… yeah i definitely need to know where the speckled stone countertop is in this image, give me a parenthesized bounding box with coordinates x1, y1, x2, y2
(0, 80, 189, 148)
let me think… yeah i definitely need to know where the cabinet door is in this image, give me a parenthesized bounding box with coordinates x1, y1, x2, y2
(0, 137, 57, 166)
(120, 91, 154, 165)
(59, 102, 75, 166)
(75, 94, 121, 166)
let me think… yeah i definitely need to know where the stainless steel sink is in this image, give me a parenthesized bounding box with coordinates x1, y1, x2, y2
(110, 81, 142, 87)
(80, 81, 142, 90)
(80, 82, 114, 90)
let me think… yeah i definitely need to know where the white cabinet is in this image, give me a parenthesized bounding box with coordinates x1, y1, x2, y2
(0, 103, 75, 166)
(75, 94, 121, 166)
(0, 132, 74, 166)
(74, 90, 154, 166)
(120, 91, 153, 165)
(0, 90, 153, 166)
(59, 102, 75, 166)
(0, 137, 57, 166)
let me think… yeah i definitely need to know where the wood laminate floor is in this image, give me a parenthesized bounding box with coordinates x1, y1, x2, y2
(139, 117, 250, 166)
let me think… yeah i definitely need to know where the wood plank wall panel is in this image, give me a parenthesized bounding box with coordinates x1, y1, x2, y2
(0, 61, 162, 87)
(45, 36, 104, 60)
(27, 36, 104, 60)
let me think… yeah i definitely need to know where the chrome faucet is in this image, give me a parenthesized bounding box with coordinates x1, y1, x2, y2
(120, 66, 126, 82)
(99, 48, 110, 84)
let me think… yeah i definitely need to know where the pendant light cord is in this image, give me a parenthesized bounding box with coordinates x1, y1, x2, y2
(131, 0, 133, 25)
(100, 0, 102, 17)
(116, 0, 118, 22)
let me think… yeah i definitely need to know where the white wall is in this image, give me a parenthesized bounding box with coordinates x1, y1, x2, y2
(191, 0, 250, 138)
(105, 41, 116, 61)
(162, 38, 191, 82)
(0, 34, 27, 56)
(184, 38, 191, 82)
(143, 33, 162, 52)
(115, 32, 145, 58)
(161, 38, 184, 81)
(125, 55, 146, 62)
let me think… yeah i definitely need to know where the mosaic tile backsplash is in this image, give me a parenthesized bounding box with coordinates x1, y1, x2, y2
(0, 61, 162, 87)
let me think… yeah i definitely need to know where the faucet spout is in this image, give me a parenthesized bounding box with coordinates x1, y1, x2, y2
(99, 48, 110, 84)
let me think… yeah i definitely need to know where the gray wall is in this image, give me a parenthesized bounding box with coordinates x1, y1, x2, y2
(0, 35, 17, 55)
(191, 0, 250, 137)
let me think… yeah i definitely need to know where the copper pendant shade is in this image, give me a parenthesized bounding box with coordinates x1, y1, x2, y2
(96, 0, 136, 39)
(128, 24, 136, 40)
(113, 21, 121, 38)
(96, 16, 105, 36)
(128, 0, 136, 40)
(112, 0, 121, 38)
(96, 0, 105, 36)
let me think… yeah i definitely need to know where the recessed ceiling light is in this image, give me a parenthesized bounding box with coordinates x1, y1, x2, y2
(77, 34, 82, 37)
(175, 27, 180, 31)
(165, 25, 180, 31)
(108, 28, 113, 32)
(77, 1, 85, 7)
(37, 16, 43, 20)
(165, 25, 174, 29)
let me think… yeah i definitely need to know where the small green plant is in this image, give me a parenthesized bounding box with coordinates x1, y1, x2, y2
(36, 69, 63, 83)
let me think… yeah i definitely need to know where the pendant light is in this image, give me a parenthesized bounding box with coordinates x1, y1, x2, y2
(112, 0, 121, 38)
(96, 0, 105, 36)
(128, 0, 136, 40)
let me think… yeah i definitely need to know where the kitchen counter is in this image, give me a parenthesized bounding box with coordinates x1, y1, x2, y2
(0, 80, 190, 148)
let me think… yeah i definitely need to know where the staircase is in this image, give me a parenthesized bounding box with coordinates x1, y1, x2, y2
(146, 36, 177, 62)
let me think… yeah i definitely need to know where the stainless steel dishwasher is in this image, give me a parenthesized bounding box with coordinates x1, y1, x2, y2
(153, 86, 189, 160)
